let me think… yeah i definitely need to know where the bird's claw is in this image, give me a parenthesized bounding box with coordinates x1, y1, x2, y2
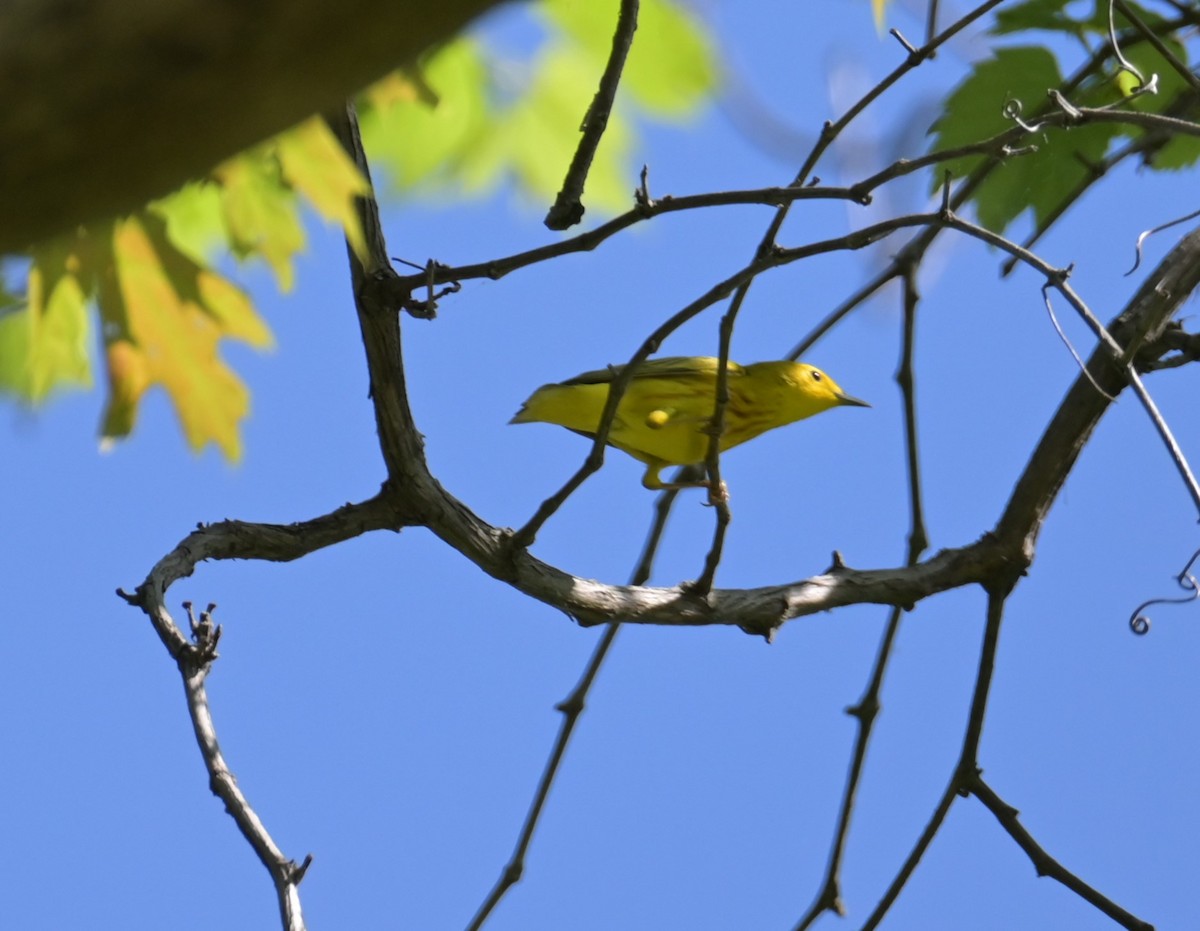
(703, 480, 729, 507)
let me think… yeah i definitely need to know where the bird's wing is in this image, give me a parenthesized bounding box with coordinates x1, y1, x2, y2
(561, 356, 745, 385)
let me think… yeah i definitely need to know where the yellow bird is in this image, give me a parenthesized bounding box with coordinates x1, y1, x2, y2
(510, 356, 868, 490)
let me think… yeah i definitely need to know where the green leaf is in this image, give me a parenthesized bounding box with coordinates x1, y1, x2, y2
(1073, 35, 1200, 172)
(929, 47, 1120, 232)
(359, 39, 491, 191)
(0, 238, 92, 402)
(1149, 134, 1200, 171)
(1088, 0, 1167, 32)
(993, 0, 1085, 36)
(95, 213, 273, 460)
(213, 147, 307, 291)
(151, 181, 226, 264)
(994, 0, 1166, 36)
(931, 47, 1062, 173)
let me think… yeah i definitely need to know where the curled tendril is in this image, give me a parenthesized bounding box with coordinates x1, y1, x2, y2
(1129, 547, 1200, 635)
(1002, 98, 1044, 133)
(1126, 206, 1200, 276)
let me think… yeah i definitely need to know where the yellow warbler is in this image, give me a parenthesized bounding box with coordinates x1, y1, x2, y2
(511, 356, 868, 490)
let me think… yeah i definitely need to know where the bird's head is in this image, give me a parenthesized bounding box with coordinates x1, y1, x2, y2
(760, 361, 870, 418)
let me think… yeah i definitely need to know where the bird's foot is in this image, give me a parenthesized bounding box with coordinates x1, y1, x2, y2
(703, 480, 729, 507)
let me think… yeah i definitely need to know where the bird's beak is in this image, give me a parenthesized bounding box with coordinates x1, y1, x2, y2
(836, 391, 870, 408)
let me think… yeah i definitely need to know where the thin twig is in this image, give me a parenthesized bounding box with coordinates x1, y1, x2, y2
(469, 462, 683, 927)
(1124, 367, 1200, 520)
(897, 271, 930, 559)
(1128, 205, 1200, 276)
(1040, 283, 1116, 400)
(936, 210, 1200, 514)
(997, 227, 1200, 548)
(690, 305, 737, 595)
(176, 602, 312, 931)
(925, 0, 940, 46)
(466, 624, 621, 931)
(376, 103, 1195, 315)
(860, 585, 1012, 930)
(511, 210, 947, 547)
(792, 269, 929, 931)
(545, 0, 640, 230)
(791, 0, 1007, 189)
(859, 777, 959, 930)
(393, 183, 868, 297)
(969, 774, 1155, 931)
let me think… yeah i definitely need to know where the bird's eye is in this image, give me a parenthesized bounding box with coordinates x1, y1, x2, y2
(811, 371, 822, 381)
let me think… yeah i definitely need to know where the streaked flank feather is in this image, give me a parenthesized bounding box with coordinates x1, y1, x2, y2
(511, 356, 868, 490)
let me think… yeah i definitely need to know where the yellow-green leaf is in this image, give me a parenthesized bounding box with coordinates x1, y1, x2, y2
(0, 239, 92, 402)
(213, 149, 307, 290)
(276, 116, 370, 261)
(359, 40, 490, 191)
(540, 0, 717, 117)
(151, 181, 226, 264)
(465, 47, 632, 210)
(95, 213, 272, 460)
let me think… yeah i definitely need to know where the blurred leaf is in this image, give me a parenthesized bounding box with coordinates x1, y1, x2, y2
(213, 148, 307, 291)
(1076, 36, 1200, 171)
(1089, 0, 1167, 32)
(540, 0, 717, 116)
(0, 237, 92, 402)
(359, 39, 490, 190)
(276, 116, 369, 261)
(993, 0, 1086, 36)
(2, 0, 721, 457)
(359, 0, 714, 210)
(994, 0, 1165, 36)
(1148, 132, 1200, 172)
(872, 0, 887, 32)
(151, 181, 226, 264)
(96, 213, 273, 459)
(464, 47, 633, 209)
(931, 47, 1061, 172)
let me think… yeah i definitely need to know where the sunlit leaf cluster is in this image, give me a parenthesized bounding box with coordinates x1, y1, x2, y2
(930, 0, 1200, 233)
(357, 0, 716, 208)
(0, 0, 714, 460)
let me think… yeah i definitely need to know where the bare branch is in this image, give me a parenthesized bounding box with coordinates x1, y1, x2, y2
(470, 439, 683, 925)
(792, 270, 930, 931)
(969, 775, 1155, 931)
(863, 586, 1010, 931)
(467, 624, 622, 930)
(997, 227, 1200, 552)
(545, 0, 639, 230)
(389, 183, 870, 300)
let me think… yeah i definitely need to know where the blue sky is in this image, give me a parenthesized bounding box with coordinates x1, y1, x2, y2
(2, 2, 1198, 930)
